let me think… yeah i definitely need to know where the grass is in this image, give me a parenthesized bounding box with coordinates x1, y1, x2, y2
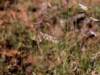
(0, 0, 100, 75)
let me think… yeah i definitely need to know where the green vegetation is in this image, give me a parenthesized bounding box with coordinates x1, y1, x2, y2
(0, 0, 100, 75)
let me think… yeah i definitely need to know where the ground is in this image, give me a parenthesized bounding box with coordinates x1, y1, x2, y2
(0, 0, 100, 75)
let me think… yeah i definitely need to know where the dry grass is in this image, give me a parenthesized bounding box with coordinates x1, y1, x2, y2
(0, 0, 100, 75)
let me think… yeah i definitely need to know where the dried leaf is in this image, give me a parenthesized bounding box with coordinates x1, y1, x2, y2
(79, 3, 88, 11)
